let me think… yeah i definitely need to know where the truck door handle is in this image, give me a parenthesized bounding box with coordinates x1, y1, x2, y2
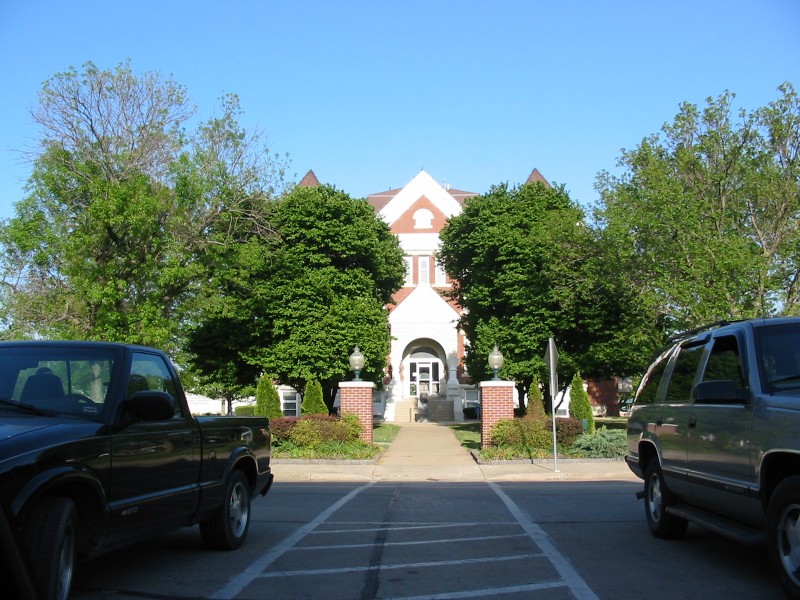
(688, 417, 697, 428)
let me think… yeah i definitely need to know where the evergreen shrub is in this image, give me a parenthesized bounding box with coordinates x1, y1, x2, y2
(569, 427, 627, 458)
(234, 405, 255, 416)
(568, 372, 595, 434)
(301, 380, 328, 415)
(255, 375, 283, 419)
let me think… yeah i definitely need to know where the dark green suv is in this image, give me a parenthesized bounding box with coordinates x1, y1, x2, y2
(626, 318, 800, 599)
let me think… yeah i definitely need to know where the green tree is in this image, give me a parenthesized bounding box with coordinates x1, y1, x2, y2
(596, 83, 800, 330)
(301, 380, 328, 415)
(568, 372, 595, 434)
(187, 183, 405, 409)
(255, 374, 283, 419)
(0, 62, 288, 358)
(438, 181, 654, 407)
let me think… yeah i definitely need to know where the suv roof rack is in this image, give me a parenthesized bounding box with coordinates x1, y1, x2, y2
(667, 320, 732, 343)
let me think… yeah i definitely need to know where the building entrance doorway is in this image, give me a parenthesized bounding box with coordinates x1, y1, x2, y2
(408, 348, 442, 400)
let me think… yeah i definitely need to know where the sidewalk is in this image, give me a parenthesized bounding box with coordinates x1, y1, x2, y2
(270, 421, 640, 483)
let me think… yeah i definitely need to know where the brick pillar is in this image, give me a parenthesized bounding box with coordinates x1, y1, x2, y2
(479, 380, 515, 449)
(339, 381, 375, 444)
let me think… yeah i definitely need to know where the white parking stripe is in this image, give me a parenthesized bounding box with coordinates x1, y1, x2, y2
(489, 482, 600, 600)
(257, 553, 545, 578)
(386, 580, 568, 600)
(293, 532, 529, 551)
(208, 482, 375, 600)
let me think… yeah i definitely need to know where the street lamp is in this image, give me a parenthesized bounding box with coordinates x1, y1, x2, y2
(349, 345, 365, 381)
(488, 346, 504, 380)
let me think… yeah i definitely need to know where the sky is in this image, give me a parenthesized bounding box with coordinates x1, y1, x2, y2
(1, 0, 798, 222)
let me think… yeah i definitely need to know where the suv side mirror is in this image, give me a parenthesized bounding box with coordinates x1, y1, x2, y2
(124, 391, 176, 421)
(694, 380, 746, 404)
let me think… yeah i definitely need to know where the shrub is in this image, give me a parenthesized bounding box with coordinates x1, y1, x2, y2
(568, 372, 595, 434)
(270, 416, 299, 442)
(545, 417, 583, 447)
(569, 427, 627, 458)
(255, 375, 283, 419)
(301, 380, 328, 415)
(287, 414, 361, 450)
(234, 405, 255, 416)
(527, 378, 546, 419)
(489, 417, 551, 457)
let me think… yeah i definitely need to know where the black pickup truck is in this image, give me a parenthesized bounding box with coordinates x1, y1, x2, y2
(0, 341, 273, 600)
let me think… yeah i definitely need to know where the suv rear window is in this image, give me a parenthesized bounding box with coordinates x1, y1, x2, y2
(756, 322, 800, 392)
(665, 343, 705, 403)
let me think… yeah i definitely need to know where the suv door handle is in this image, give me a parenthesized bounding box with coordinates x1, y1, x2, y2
(688, 417, 697, 428)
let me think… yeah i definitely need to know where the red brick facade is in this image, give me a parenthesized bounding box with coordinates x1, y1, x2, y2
(339, 382, 375, 443)
(478, 381, 515, 448)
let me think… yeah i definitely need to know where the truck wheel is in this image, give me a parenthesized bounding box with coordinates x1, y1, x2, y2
(200, 470, 251, 550)
(644, 461, 688, 539)
(24, 496, 77, 600)
(767, 475, 800, 599)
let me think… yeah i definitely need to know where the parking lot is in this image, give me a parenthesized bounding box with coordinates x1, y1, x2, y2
(69, 480, 783, 600)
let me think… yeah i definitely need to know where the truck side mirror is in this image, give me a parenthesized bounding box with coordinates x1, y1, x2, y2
(124, 391, 176, 421)
(694, 380, 746, 404)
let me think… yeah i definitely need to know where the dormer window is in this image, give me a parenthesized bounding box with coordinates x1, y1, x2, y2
(413, 209, 434, 229)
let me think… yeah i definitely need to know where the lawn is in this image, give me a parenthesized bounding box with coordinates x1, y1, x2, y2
(449, 421, 481, 450)
(373, 422, 401, 445)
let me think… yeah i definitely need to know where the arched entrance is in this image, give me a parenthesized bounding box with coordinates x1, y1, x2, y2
(407, 346, 443, 400)
(398, 339, 455, 422)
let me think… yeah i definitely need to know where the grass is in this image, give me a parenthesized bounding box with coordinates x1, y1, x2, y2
(595, 416, 628, 430)
(449, 421, 481, 451)
(373, 422, 401, 445)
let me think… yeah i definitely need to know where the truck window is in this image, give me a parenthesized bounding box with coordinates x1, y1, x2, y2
(130, 352, 182, 417)
(756, 322, 800, 391)
(636, 349, 672, 405)
(703, 335, 745, 389)
(665, 343, 705, 403)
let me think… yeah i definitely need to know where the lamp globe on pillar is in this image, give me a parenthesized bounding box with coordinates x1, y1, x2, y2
(349, 345, 365, 381)
(488, 345, 504, 380)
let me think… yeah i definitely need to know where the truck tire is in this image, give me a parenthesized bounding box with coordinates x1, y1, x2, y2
(644, 461, 688, 539)
(767, 475, 800, 599)
(200, 470, 251, 550)
(23, 496, 77, 600)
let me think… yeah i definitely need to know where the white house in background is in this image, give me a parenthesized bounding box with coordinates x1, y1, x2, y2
(275, 167, 568, 422)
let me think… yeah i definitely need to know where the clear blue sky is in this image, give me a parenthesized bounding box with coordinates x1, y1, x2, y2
(1, 0, 798, 221)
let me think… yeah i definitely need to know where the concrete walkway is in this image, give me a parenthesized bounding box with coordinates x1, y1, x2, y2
(270, 421, 640, 483)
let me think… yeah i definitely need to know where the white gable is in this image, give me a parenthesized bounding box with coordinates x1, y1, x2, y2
(379, 170, 463, 226)
(390, 284, 459, 327)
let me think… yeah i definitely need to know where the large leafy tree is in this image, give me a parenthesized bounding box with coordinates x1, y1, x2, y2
(0, 61, 287, 356)
(438, 181, 655, 409)
(188, 184, 405, 409)
(595, 83, 800, 330)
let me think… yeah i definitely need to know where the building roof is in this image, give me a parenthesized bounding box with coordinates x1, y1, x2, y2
(526, 168, 551, 188)
(297, 169, 321, 187)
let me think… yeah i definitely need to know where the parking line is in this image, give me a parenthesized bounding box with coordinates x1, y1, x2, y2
(489, 482, 599, 600)
(209, 482, 376, 600)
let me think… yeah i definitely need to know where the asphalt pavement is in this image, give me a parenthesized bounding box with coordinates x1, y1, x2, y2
(270, 421, 640, 483)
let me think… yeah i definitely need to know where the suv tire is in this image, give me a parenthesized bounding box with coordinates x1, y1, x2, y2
(767, 475, 800, 599)
(644, 461, 688, 539)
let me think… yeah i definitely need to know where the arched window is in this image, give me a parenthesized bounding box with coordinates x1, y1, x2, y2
(413, 209, 434, 229)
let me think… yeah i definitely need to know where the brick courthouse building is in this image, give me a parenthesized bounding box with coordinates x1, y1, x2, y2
(291, 168, 574, 423)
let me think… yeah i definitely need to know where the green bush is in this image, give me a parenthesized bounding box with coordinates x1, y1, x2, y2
(301, 379, 328, 415)
(255, 375, 283, 419)
(546, 417, 583, 447)
(489, 417, 551, 458)
(270, 416, 299, 442)
(527, 378, 546, 419)
(568, 372, 595, 434)
(569, 427, 627, 458)
(287, 414, 361, 450)
(234, 405, 256, 416)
